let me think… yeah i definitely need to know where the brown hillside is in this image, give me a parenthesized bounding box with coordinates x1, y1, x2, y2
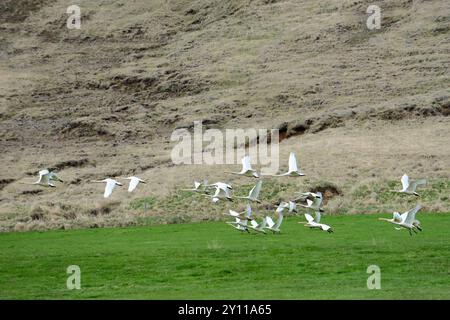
(0, 0, 449, 231)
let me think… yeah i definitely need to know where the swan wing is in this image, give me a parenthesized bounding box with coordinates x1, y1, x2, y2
(229, 210, 239, 217)
(242, 155, 252, 172)
(313, 192, 323, 208)
(128, 177, 140, 192)
(245, 204, 252, 219)
(275, 212, 283, 228)
(288, 152, 298, 172)
(249, 180, 262, 200)
(265, 216, 275, 228)
(401, 174, 409, 191)
(37, 169, 50, 184)
(48, 172, 62, 181)
(239, 218, 248, 227)
(409, 179, 426, 192)
(293, 192, 313, 202)
(304, 213, 314, 223)
(393, 212, 402, 223)
(405, 204, 422, 225)
(276, 202, 287, 213)
(400, 211, 408, 222)
(104, 179, 116, 198)
(314, 210, 321, 223)
(288, 201, 296, 212)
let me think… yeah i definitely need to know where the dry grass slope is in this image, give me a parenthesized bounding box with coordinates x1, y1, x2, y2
(0, 0, 449, 231)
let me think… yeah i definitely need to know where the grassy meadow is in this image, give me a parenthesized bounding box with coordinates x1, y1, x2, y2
(1, 213, 449, 299)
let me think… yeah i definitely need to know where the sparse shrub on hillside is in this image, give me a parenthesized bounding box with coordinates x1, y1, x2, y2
(88, 201, 121, 216)
(29, 205, 45, 221)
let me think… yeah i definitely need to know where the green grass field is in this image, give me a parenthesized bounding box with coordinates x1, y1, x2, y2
(0, 214, 449, 299)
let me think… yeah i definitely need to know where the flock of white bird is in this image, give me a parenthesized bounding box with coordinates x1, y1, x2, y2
(25, 153, 427, 236)
(180, 153, 333, 234)
(24, 171, 146, 197)
(181, 153, 427, 236)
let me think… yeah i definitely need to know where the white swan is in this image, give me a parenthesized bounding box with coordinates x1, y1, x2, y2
(235, 180, 262, 203)
(264, 210, 283, 233)
(182, 180, 206, 192)
(295, 192, 324, 212)
(226, 204, 253, 221)
(400, 210, 422, 231)
(379, 204, 423, 236)
(123, 176, 146, 192)
(390, 174, 426, 196)
(300, 211, 333, 233)
(276, 201, 297, 213)
(22, 169, 63, 187)
(92, 178, 123, 198)
(227, 155, 259, 178)
(207, 182, 232, 191)
(248, 218, 267, 234)
(205, 185, 233, 203)
(272, 152, 305, 177)
(226, 217, 250, 233)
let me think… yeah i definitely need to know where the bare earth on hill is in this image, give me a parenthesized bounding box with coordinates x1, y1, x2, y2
(0, 0, 449, 231)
